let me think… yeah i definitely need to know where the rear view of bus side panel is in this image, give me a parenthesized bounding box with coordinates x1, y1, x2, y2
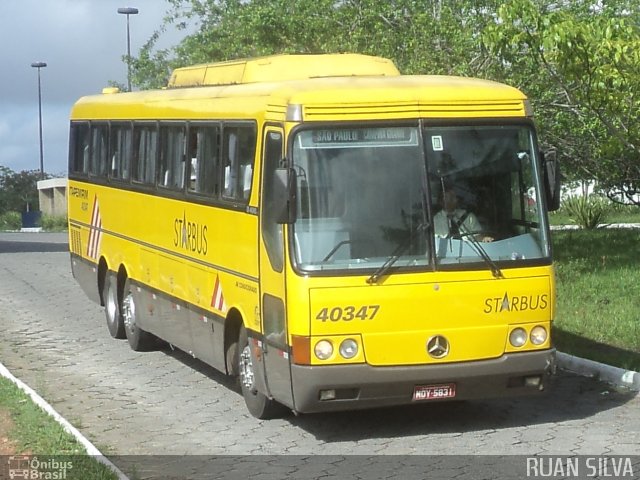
(68, 180, 103, 305)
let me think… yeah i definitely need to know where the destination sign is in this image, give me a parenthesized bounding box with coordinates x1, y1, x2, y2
(298, 127, 418, 149)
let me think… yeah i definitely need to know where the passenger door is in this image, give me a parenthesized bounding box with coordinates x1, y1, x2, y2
(257, 126, 294, 408)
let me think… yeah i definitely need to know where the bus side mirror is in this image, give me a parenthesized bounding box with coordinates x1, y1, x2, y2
(541, 150, 561, 212)
(274, 167, 297, 224)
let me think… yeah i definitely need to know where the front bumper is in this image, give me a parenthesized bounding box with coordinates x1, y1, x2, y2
(290, 349, 556, 413)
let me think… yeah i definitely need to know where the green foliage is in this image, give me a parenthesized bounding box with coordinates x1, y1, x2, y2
(41, 214, 69, 232)
(483, 0, 640, 205)
(132, 0, 502, 88)
(0, 166, 43, 215)
(561, 195, 610, 229)
(608, 202, 640, 223)
(0, 211, 22, 231)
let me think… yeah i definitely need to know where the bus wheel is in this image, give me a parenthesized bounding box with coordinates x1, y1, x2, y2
(122, 278, 155, 351)
(103, 273, 125, 339)
(237, 325, 286, 419)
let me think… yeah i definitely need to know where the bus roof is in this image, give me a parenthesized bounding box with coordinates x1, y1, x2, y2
(167, 53, 400, 87)
(71, 55, 529, 122)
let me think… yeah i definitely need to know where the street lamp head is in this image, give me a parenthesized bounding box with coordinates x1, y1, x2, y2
(117, 7, 139, 15)
(31, 62, 47, 68)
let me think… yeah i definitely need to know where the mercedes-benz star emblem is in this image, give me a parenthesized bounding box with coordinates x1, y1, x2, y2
(426, 335, 450, 359)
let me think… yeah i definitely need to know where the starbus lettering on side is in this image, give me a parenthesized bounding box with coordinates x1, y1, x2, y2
(173, 212, 208, 255)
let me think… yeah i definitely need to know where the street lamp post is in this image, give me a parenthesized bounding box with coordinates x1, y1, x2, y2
(117, 7, 139, 92)
(30, 61, 47, 179)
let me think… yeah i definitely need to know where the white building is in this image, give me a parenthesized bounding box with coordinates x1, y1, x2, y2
(37, 177, 67, 217)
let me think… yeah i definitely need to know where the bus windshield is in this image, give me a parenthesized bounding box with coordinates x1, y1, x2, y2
(290, 123, 550, 273)
(426, 124, 550, 267)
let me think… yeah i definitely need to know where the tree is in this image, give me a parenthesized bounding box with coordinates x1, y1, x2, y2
(130, 0, 640, 205)
(132, 0, 345, 88)
(484, 0, 640, 205)
(132, 0, 500, 87)
(0, 167, 43, 215)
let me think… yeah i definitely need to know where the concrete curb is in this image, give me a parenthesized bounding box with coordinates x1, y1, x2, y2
(551, 223, 640, 230)
(557, 352, 640, 392)
(0, 361, 129, 480)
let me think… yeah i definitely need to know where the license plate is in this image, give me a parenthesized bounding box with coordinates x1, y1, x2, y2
(412, 383, 456, 401)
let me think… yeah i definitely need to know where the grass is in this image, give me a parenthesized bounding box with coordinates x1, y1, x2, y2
(549, 202, 640, 226)
(0, 211, 22, 230)
(0, 212, 68, 232)
(0, 376, 117, 479)
(552, 228, 640, 371)
(41, 214, 68, 232)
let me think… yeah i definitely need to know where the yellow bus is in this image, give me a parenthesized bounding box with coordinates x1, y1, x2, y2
(68, 54, 560, 418)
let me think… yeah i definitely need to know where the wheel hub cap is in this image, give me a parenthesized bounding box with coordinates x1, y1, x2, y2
(122, 293, 135, 332)
(239, 345, 255, 391)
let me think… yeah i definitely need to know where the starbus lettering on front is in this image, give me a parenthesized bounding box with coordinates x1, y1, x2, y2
(483, 292, 548, 314)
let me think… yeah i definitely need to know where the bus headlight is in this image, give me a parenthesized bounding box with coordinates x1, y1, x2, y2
(509, 328, 527, 347)
(314, 340, 333, 360)
(339, 339, 358, 359)
(530, 326, 548, 345)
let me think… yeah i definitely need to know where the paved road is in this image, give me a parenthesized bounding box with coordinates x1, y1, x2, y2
(0, 233, 638, 479)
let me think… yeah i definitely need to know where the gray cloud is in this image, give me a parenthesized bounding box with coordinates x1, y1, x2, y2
(0, 0, 189, 174)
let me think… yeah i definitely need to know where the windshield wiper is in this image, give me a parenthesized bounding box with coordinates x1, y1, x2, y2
(456, 224, 504, 279)
(366, 222, 428, 284)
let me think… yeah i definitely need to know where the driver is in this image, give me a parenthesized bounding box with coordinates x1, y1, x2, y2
(434, 188, 493, 242)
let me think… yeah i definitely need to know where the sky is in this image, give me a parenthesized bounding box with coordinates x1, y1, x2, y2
(0, 0, 192, 176)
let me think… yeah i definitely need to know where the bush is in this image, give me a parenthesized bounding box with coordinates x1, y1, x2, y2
(41, 214, 68, 232)
(0, 211, 22, 230)
(561, 195, 609, 229)
(607, 202, 640, 223)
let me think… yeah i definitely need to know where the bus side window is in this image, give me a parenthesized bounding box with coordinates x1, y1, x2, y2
(242, 163, 253, 200)
(159, 125, 186, 190)
(188, 130, 199, 191)
(223, 132, 237, 197)
(89, 124, 108, 178)
(70, 122, 90, 175)
(131, 124, 157, 185)
(222, 125, 256, 202)
(188, 125, 220, 196)
(120, 125, 132, 181)
(110, 123, 132, 181)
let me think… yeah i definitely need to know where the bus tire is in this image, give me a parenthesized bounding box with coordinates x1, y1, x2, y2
(103, 273, 126, 339)
(122, 278, 155, 351)
(237, 325, 286, 419)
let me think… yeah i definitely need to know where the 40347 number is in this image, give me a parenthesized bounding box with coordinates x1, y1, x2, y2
(315, 305, 380, 322)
